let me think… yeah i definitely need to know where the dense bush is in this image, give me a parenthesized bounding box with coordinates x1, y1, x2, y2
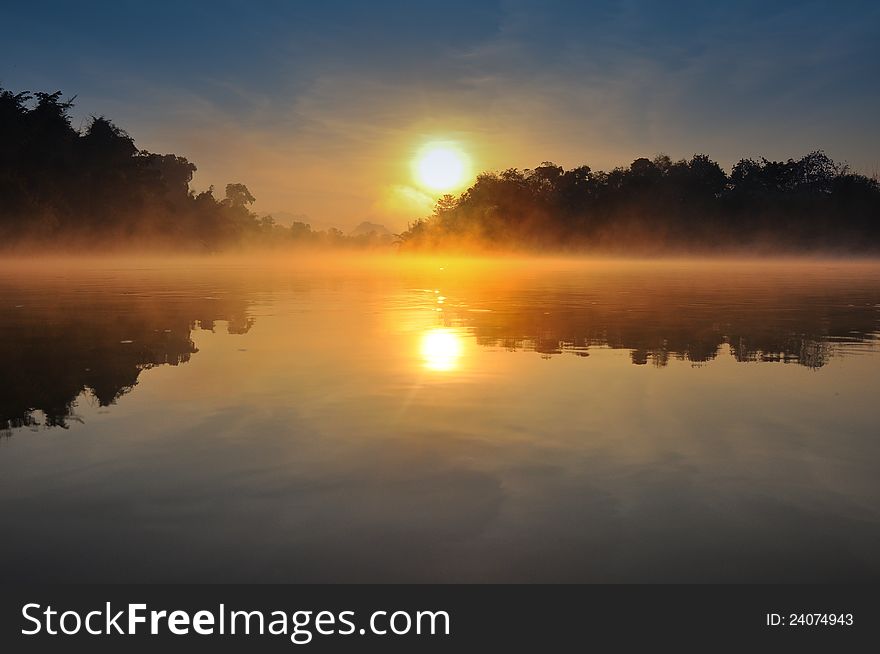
(0, 88, 390, 250)
(399, 154, 880, 252)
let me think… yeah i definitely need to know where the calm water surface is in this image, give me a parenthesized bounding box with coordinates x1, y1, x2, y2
(1, 257, 880, 582)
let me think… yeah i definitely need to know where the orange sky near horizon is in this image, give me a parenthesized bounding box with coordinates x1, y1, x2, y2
(8, 2, 876, 234)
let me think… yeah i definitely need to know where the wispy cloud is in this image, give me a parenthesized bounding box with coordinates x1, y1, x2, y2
(5, 1, 877, 228)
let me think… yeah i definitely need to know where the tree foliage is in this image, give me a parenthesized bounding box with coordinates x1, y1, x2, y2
(399, 153, 880, 252)
(2, 87, 878, 253)
(0, 87, 390, 250)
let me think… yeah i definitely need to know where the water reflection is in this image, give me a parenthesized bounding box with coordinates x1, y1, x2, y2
(0, 276, 252, 431)
(428, 263, 880, 368)
(421, 327, 464, 371)
(2, 261, 880, 431)
(1, 259, 880, 583)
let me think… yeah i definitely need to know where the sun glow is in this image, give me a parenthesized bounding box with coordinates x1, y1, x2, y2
(420, 327, 464, 371)
(413, 142, 471, 192)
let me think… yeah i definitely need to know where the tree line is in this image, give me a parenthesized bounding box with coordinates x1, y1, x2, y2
(0, 87, 389, 250)
(2, 87, 878, 252)
(399, 153, 880, 252)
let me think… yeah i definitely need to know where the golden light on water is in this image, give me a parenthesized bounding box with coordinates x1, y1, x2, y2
(413, 142, 471, 192)
(420, 327, 464, 371)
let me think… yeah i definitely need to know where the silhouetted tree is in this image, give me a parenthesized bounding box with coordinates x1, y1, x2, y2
(2, 86, 878, 252)
(0, 87, 390, 250)
(399, 150, 880, 252)
(224, 183, 256, 208)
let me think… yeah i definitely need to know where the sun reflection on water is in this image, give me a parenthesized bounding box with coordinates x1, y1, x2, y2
(420, 327, 463, 371)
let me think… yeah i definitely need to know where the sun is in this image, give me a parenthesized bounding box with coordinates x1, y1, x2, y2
(413, 142, 471, 192)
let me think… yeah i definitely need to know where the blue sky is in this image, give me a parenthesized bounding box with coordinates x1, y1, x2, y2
(3, 0, 879, 228)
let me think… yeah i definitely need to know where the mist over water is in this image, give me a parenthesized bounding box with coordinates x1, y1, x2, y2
(1, 255, 880, 582)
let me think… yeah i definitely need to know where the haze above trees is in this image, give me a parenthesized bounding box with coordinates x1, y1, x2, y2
(0, 88, 390, 250)
(2, 87, 878, 253)
(399, 154, 880, 252)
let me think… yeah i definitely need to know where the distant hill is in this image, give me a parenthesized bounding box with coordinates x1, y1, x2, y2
(350, 221, 391, 237)
(263, 211, 342, 233)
